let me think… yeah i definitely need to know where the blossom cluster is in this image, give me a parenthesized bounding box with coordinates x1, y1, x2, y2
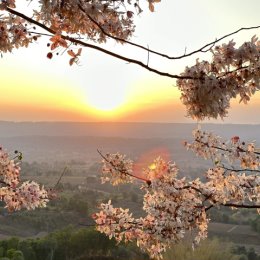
(94, 129, 260, 259)
(185, 127, 260, 170)
(36, 0, 136, 43)
(0, 146, 48, 212)
(101, 153, 134, 185)
(0, 147, 20, 187)
(177, 36, 260, 120)
(0, 14, 39, 53)
(0, 0, 161, 63)
(185, 128, 260, 210)
(0, 0, 15, 10)
(204, 167, 259, 209)
(94, 156, 210, 259)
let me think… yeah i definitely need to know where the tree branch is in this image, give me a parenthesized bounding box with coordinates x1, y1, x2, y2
(0, 180, 10, 187)
(180, 25, 260, 59)
(5, 7, 194, 80)
(195, 139, 260, 155)
(221, 203, 260, 209)
(53, 166, 68, 189)
(97, 149, 150, 183)
(220, 165, 260, 173)
(6, 7, 260, 80)
(78, 3, 260, 60)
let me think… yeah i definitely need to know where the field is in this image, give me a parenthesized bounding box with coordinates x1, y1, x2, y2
(24, 175, 86, 186)
(209, 222, 260, 253)
(21, 174, 260, 254)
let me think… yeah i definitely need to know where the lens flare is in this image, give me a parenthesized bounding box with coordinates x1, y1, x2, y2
(133, 148, 170, 178)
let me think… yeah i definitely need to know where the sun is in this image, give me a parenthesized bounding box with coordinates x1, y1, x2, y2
(88, 94, 124, 111)
(86, 86, 126, 112)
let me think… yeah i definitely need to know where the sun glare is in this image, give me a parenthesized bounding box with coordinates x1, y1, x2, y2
(88, 95, 123, 111)
(85, 86, 126, 113)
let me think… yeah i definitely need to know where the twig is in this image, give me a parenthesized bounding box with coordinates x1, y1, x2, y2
(220, 165, 260, 173)
(195, 139, 260, 155)
(77, 4, 260, 60)
(222, 203, 260, 209)
(97, 149, 149, 182)
(147, 44, 150, 66)
(53, 166, 68, 189)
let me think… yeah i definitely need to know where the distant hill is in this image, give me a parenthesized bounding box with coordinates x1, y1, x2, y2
(0, 122, 259, 165)
(1, 121, 260, 139)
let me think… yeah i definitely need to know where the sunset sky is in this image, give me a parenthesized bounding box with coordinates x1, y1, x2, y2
(1, 0, 260, 123)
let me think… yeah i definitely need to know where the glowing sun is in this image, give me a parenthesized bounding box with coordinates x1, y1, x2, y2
(86, 86, 126, 112)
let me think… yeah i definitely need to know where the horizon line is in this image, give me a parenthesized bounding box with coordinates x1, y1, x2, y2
(1, 120, 260, 125)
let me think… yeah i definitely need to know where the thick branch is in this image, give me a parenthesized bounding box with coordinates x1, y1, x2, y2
(6, 7, 259, 81)
(5, 7, 193, 80)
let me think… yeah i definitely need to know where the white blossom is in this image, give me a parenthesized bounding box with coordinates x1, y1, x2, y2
(0, 146, 49, 212)
(177, 36, 260, 120)
(94, 129, 260, 259)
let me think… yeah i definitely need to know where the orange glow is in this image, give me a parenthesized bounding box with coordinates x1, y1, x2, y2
(2, 52, 260, 123)
(1, 1, 260, 123)
(133, 148, 170, 178)
(149, 163, 157, 170)
(79, 76, 181, 121)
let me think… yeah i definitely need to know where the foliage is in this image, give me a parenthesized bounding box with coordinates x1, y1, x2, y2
(232, 246, 260, 260)
(0, 227, 148, 260)
(251, 215, 260, 233)
(164, 238, 234, 260)
(0, 232, 258, 260)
